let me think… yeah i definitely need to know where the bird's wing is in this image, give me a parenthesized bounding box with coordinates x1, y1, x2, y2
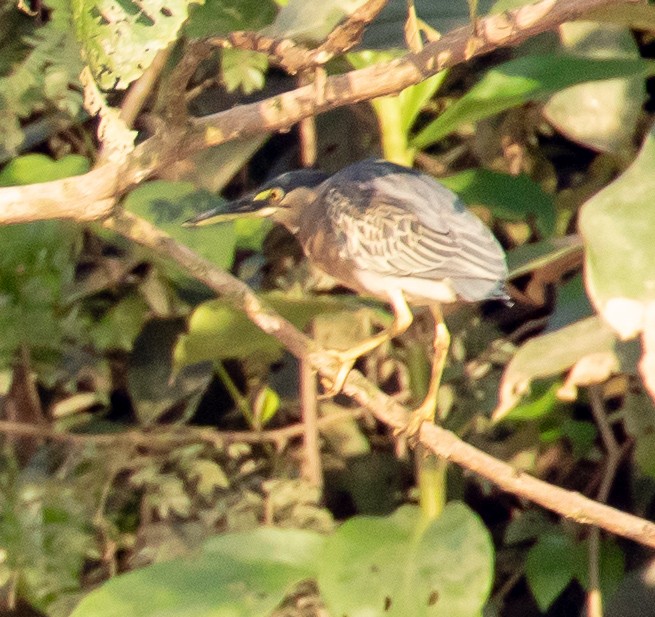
(322, 176, 507, 292)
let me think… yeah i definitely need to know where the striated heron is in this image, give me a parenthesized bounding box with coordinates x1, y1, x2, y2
(184, 159, 508, 432)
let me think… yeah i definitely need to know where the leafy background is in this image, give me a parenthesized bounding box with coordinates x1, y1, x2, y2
(2, 0, 655, 616)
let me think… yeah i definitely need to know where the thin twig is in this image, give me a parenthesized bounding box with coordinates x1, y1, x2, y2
(300, 359, 322, 488)
(587, 385, 623, 617)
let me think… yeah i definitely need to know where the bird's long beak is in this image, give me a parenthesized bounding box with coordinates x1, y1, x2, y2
(183, 196, 270, 227)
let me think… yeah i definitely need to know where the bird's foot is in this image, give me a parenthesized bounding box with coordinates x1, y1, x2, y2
(399, 399, 437, 442)
(306, 349, 357, 398)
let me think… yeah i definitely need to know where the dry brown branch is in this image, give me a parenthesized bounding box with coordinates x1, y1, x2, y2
(223, 0, 389, 74)
(419, 422, 655, 548)
(0, 408, 363, 449)
(99, 209, 655, 550)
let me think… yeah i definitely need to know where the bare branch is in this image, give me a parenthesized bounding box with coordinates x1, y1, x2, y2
(419, 422, 655, 549)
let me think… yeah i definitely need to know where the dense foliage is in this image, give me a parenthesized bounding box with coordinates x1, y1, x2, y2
(1, 0, 655, 616)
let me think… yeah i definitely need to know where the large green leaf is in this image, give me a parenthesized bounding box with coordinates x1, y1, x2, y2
(412, 54, 655, 149)
(123, 180, 236, 270)
(318, 504, 494, 617)
(70, 528, 325, 617)
(579, 122, 655, 339)
(72, 0, 203, 89)
(542, 22, 644, 155)
(0, 153, 90, 185)
(173, 292, 381, 367)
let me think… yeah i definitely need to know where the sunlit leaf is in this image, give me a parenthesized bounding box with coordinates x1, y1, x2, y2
(494, 317, 638, 419)
(0, 153, 90, 185)
(72, 0, 204, 89)
(580, 123, 655, 339)
(318, 504, 493, 617)
(173, 292, 379, 367)
(542, 22, 644, 154)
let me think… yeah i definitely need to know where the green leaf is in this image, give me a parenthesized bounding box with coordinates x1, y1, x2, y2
(498, 380, 562, 422)
(412, 54, 655, 149)
(579, 122, 655, 339)
(72, 0, 204, 90)
(70, 528, 324, 617)
(494, 316, 637, 420)
(0, 0, 84, 154)
(0, 220, 80, 366)
(174, 292, 373, 367)
(91, 295, 150, 352)
(128, 319, 213, 425)
(0, 154, 90, 185)
(634, 433, 655, 478)
(573, 537, 625, 600)
(347, 49, 447, 164)
(561, 419, 597, 458)
(263, 0, 367, 44)
(440, 168, 555, 237)
(123, 180, 237, 269)
(506, 236, 582, 280)
(318, 503, 494, 617)
(542, 22, 644, 155)
(185, 0, 277, 37)
(221, 48, 268, 94)
(526, 533, 575, 611)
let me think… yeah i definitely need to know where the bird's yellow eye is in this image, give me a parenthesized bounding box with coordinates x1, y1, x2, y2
(254, 187, 286, 203)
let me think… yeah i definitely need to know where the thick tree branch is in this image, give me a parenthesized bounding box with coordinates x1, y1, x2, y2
(419, 423, 655, 548)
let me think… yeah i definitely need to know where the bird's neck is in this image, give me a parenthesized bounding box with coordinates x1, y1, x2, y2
(274, 187, 318, 235)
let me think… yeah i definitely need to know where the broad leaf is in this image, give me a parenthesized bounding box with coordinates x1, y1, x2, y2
(318, 504, 494, 617)
(70, 528, 324, 617)
(441, 168, 555, 237)
(72, 0, 203, 89)
(542, 22, 644, 154)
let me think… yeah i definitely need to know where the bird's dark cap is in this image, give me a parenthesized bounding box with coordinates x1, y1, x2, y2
(183, 168, 329, 227)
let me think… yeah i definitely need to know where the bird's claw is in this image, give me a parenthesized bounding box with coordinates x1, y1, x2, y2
(307, 350, 356, 398)
(396, 402, 437, 443)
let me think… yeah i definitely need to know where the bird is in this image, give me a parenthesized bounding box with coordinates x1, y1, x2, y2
(184, 159, 508, 434)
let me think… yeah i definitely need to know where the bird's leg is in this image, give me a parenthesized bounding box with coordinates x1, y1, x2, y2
(405, 304, 450, 437)
(311, 290, 414, 396)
